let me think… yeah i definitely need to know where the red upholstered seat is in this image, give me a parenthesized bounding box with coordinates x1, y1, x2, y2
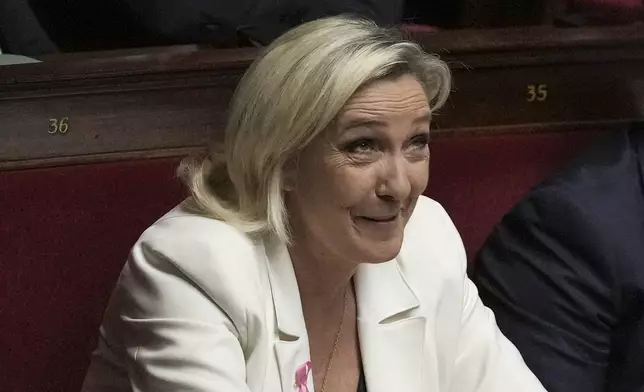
(427, 131, 603, 262)
(1, 158, 186, 392)
(573, 0, 643, 10)
(402, 24, 440, 34)
(571, 0, 644, 22)
(0, 130, 602, 392)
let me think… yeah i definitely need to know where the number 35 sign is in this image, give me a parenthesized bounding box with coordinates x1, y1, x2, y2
(526, 84, 548, 102)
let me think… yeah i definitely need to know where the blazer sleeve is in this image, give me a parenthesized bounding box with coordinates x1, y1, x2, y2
(449, 270, 547, 391)
(423, 203, 546, 392)
(87, 222, 253, 392)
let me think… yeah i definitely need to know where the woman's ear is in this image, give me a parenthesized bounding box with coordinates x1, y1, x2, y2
(282, 157, 299, 192)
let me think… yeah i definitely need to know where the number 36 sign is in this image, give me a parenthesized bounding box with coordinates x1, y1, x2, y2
(48, 117, 70, 134)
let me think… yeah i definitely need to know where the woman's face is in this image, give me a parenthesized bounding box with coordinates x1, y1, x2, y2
(285, 75, 431, 265)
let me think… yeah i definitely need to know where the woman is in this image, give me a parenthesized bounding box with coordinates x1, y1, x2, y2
(82, 16, 545, 392)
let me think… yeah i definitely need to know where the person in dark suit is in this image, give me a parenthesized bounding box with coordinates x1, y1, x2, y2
(120, 0, 406, 47)
(3, 0, 406, 53)
(0, 0, 58, 55)
(471, 126, 644, 392)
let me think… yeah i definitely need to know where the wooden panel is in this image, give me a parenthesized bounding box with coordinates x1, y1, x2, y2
(460, 0, 551, 28)
(2, 26, 644, 170)
(437, 62, 644, 130)
(0, 76, 237, 161)
(408, 23, 644, 52)
(0, 48, 252, 170)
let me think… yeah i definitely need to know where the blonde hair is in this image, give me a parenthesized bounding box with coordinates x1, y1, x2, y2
(179, 15, 451, 242)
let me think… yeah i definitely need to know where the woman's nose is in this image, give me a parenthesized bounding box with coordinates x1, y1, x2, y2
(375, 154, 411, 202)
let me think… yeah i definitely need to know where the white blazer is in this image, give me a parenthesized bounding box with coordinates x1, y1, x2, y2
(82, 196, 545, 392)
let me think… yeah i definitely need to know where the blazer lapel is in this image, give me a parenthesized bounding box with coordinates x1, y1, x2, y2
(264, 238, 315, 392)
(355, 259, 434, 392)
(263, 238, 436, 392)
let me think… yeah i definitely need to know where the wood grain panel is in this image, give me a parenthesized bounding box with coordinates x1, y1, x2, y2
(1, 83, 234, 162)
(2, 26, 644, 170)
(435, 62, 644, 130)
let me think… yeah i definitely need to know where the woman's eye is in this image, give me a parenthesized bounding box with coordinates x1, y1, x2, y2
(345, 139, 377, 154)
(410, 134, 430, 149)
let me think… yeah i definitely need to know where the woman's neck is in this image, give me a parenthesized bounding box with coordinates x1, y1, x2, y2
(288, 238, 361, 392)
(288, 239, 357, 310)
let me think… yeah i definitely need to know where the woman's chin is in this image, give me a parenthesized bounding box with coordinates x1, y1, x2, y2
(357, 240, 404, 264)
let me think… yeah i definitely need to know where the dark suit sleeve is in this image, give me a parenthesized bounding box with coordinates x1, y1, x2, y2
(471, 187, 615, 392)
(471, 129, 644, 392)
(0, 0, 58, 55)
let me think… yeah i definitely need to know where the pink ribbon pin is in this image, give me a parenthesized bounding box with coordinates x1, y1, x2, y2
(295, 361, 312, 392)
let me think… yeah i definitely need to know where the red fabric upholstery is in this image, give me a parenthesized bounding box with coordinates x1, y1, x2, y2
(426, 131, 603, 262)
(573, 0, 643, 9)
(0, 158, 186, 392)
(1, 130, 603, 392)
(571, 0, 644, 22)
(401, 24, 440, 34)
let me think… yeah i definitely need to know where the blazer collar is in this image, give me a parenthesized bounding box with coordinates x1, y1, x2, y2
(263, 237, 427, 392)
(263, 237, 313, 392)
(354, 258, 420, 323)
(355, 256, 430, 392)
(263, 237, 308, 340)
(264, 237, 421, 337)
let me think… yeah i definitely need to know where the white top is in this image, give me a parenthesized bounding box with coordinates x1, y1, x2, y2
(82, 195, 546, 392)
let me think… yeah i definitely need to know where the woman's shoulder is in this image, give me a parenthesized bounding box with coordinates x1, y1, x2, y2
(405, 196, 464, 252)
(401, 195, 467, 275)
(129, 200, 269, 308)
(143, 200, 258, 250)
(407, 195, 451, 224)
(140, 200, 260, 258)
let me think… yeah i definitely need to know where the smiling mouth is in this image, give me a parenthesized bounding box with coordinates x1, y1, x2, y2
(359, 215, 397, 223)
